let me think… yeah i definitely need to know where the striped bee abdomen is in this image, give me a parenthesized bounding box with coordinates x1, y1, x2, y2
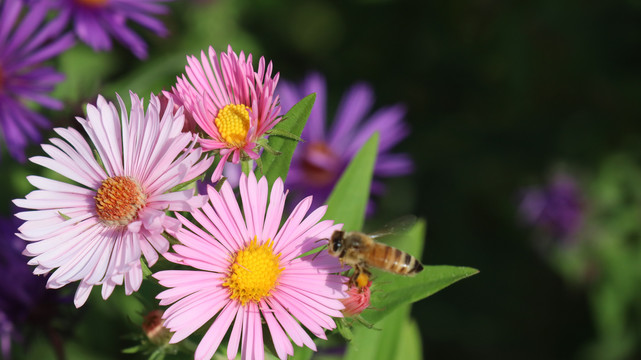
(367, 243, 424, 276)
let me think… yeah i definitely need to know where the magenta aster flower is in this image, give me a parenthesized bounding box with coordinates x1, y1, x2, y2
(13, 92, 213, 307)
(278, 72, 413, 209)
(164, 45, 282, 182)
(0, 0, 74, 162)
(154, 173, 347, 360)
(52, 0, 171, 59)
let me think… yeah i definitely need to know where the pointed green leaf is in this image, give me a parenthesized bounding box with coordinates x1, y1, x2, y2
(345, 303, 411, 360)
(360, 220, 478, 324)
(323, 133, 379, 232)
(122, 345, 142, 354)
(345, 220, 471, 360)
(168, 172, 204, 193)
(259, 93, 315, 186)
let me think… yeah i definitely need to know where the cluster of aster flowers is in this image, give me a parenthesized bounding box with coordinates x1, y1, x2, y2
(9, 41, 412, 359)
(0, 0, 173, 164)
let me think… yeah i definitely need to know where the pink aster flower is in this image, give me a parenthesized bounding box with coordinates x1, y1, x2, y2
(13, 92, 213, 307)
(341, 281, 371, 317)
(164, 45, 282, 182)
(51, 0, 171, 59)
(154, 173, 347, 360)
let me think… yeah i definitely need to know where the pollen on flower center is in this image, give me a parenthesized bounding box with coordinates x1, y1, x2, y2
(94, 176, 146, 226)
(223, 237, 283, 305)
(214, 104, 250, 147)
(74, 0, 109, 7)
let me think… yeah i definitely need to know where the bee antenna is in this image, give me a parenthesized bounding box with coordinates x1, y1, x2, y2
(315, 237, 328, 243)
(312, 244, 328, 261)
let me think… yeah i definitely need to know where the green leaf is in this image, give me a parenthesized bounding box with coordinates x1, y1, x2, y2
(168, 172, 204, 193)
(141, 259, 152, 278)
(344, 303, 411, 360)
(58, 211, 71, 221)
(289, 346, 314, 360)
(241, 159, 254, 176)
(259, 94, 315, 186)
(362, 220, 478, 324)
(365, 266, 477, 324)
(122, 345, 142, 354)
(394, 318, 423, 360)
(323, 133, 379, 232)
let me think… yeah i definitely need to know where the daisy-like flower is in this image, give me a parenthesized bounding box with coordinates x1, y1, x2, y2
(154, 173, 347, 360)
(51, 0, 171, 59)
(278, 72, 413, 210)
(164, 45, 282, 182)
(519, 172, 584, 242)
(0, 0, 74, 162)
(13, 92, 213, 307)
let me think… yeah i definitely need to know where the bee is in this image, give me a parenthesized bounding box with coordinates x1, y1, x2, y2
(327, 218, 424, 288)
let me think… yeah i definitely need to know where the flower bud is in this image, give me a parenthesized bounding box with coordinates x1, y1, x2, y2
(142, 310, 171, 345)
(341, 281, 372, 317)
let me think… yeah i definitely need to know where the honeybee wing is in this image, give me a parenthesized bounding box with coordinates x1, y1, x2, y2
(368, 215, 418, 239)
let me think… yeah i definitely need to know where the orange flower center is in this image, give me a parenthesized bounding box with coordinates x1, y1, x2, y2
(215, 104, 250, 147)
(94, 176, 146, 226)
(74, 0, 109, 7)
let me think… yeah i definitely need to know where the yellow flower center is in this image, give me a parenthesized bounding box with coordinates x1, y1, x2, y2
(94, 176, 146, 226)
(223, 237, 283, 305)
(74, 0, 109, 7)
(215, 104, 250, 147)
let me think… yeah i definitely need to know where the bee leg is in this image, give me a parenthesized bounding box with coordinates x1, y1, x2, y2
(348, 265, 362, 287)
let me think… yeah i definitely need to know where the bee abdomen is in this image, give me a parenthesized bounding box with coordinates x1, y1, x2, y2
(368, 243, 423, 275)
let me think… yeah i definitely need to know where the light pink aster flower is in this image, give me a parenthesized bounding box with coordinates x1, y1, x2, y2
(164, 45, 282, 182)
(13, 92, 213, 307)
(154, 173, 347, 360)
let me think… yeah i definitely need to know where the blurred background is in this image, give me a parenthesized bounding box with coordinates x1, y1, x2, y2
(5, 0, 641, 359)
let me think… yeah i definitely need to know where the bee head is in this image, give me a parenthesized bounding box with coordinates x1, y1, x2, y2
(328, 230, 345, 256)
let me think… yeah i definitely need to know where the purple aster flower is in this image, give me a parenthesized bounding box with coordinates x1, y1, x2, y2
(278, 72, 413, 209)
(53, 0, 171, 59)
(0, 216, 64, 359)
(0, 0, 74, 162)
(519, 172, 585, 241)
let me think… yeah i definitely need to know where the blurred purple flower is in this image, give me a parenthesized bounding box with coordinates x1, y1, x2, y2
(52, 0, 171, 59)
(0, 0, 74, 162)
(278, 72, 413, 209)
(0, 217, 63, 359)
(519, 173, 584, 241)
